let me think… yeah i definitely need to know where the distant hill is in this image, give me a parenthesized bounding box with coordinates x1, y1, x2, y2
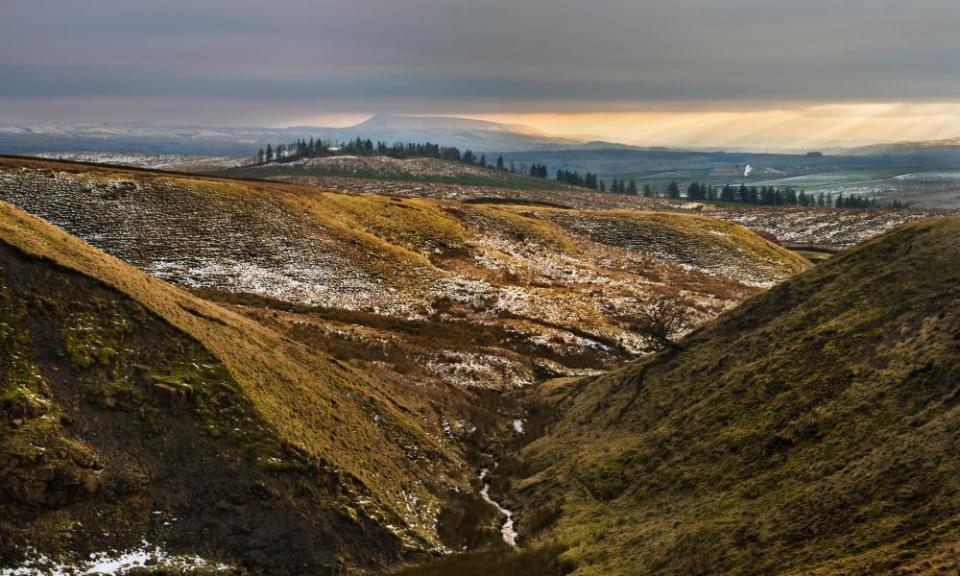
(220, 154, 572, 191)
(0, 115, 582, 156)
(514, 215, 960, 575)
(322, 114, 580, 152)
(835, 138, 960, 163)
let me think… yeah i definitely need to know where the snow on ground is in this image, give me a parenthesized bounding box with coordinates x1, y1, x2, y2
(0, 164, 801, 393)
(894, 170, 960, 182)
(32, 152, 245, 172)
(712, 207, 930, 248)
(1, 543, 231, 575)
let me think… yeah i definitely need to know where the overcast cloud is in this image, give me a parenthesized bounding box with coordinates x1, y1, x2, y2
(2, 0, 959, 125)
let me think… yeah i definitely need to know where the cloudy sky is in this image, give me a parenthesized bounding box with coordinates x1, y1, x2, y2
(4, 0, 960, 147)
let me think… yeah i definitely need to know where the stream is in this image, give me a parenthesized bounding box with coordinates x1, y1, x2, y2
(479, 467, 518, 547)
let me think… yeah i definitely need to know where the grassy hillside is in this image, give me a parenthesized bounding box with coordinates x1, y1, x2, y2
(0, 158, 807, 392)
(512, 215, 960, 575)
(0, 201, 466, 572)
(221, 155, 568, 191)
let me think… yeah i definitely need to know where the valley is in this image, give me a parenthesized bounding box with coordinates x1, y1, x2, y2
(0, 154, 954, 575)
(0, 156, 806, 574)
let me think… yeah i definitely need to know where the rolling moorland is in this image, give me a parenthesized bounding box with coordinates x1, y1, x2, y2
(0, 156, 811, 574)
(255, 165, 930, 251)
(17, 150, 936, 251)
(0, 154, 956, 575)
(0, 157, 811, 387)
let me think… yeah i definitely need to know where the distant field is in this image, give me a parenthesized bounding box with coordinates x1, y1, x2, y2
(615, 167, 960, 210)
(752, 168, 960, 209)
(32, 150, 245, 172)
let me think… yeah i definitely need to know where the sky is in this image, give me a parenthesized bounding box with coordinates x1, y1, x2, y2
(3, 0, 960, 148)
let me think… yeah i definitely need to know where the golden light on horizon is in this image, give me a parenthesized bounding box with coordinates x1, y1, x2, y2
(467, 102, 960, 150)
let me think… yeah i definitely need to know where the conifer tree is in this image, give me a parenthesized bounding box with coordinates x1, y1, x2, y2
(667, 180, 681, 199)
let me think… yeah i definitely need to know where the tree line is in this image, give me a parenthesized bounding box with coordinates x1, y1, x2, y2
(258, 136, 539, 176)
(576, 177, 904, 208)
(672, 181, 903, 208)
(259, 137, 612, 188)
(257, 137, 475, 165)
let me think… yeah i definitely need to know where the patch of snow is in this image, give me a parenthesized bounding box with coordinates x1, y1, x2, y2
(1, 542, 231, 575)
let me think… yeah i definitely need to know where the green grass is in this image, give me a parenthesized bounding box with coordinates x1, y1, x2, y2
(514, 216, 960, 576)
(750, 167, 917, 187)
(790, 248, 834, 263)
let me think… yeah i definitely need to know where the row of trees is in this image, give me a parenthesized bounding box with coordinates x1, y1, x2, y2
(258, 137, 547, 176)
(257, 137, 620, 195)
(257, 137, 472, 165)
(671, 181, 898, 209)
(594, 178, 901, 209)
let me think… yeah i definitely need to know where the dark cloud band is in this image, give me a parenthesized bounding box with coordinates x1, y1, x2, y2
(2, 0, 959, 122)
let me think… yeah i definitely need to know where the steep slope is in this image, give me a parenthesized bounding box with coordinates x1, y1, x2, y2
(0, 202, 463, 573)
(511, 216, 960, 575)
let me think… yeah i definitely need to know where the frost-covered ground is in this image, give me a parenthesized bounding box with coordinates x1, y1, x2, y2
(32, 152, 246, 172)
(708, 207, 933, 249)
(1, 543, 230, 575)
(0, 163, 801, 389)
(0, 168, 389, 310)
(271, 173, 943, 249)
(272, 172, 674, 210)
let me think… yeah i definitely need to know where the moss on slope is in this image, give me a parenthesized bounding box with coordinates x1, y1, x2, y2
(516, 216, 960, 576)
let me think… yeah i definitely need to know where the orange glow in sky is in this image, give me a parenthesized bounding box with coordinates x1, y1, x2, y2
(466, 102, 960, 150)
